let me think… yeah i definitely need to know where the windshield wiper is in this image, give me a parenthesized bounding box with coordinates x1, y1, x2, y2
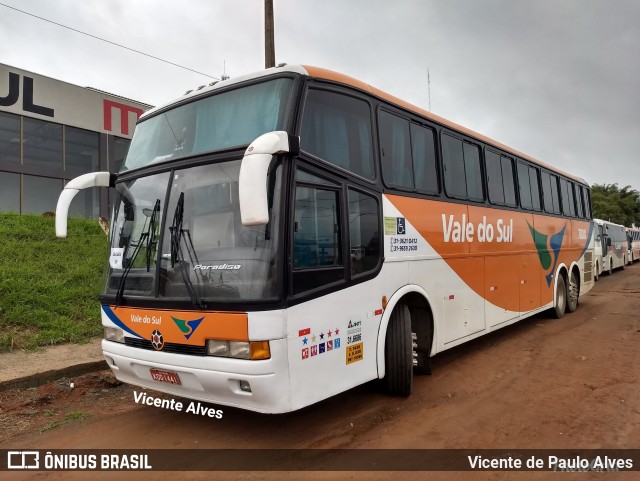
(114, 199, 160, 306)
(169, 192, 205, 309)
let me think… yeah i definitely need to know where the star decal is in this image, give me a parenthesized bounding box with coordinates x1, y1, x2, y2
(319, 332, 324, 340)
(302, 337, 308, 345)
(327, 330, 332, 338)
(335, 328, 340, 336)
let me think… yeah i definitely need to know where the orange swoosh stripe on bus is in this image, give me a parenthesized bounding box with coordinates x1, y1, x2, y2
(386, 195, 590, 312)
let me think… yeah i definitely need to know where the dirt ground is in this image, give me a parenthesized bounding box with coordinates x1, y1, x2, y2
(1, 264, 639, 481)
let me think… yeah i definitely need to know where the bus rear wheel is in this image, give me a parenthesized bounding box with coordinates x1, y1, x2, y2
(383, 305, 413, 396)
(567, 270, 579, 313)
(553, 275, 567, 319)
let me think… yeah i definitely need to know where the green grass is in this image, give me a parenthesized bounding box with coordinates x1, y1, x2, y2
(0, 214, 109, 351)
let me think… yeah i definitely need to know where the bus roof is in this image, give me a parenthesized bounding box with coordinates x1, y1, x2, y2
(142, 63, 588, 186)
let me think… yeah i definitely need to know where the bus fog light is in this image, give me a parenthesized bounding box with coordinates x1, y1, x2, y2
(229, 341, 251, 359)
(207, 340, 229, 356)
(239, 380, 252, 392)
(104, 327, 124, 343)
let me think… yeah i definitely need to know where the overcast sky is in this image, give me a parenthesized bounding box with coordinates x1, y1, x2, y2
(1, 0, 638, 189)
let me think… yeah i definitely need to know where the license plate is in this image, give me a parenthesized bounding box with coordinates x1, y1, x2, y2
(150, 368, 181, 385)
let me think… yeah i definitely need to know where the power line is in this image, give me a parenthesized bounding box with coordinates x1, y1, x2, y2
(0, 2, 220, 80)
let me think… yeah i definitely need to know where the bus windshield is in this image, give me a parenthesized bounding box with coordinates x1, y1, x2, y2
(106, 159, 283, 303)
(122, 78, 294, 172)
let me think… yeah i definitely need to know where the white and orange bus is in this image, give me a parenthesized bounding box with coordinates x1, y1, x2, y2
(56, 65, 595, 413)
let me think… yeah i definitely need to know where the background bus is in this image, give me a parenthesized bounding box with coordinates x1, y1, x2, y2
(56, 65, 595, 413)
(626, 226, 640, 264)
(593, 219, 627, 276)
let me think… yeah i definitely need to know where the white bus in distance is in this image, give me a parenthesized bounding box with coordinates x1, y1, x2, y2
(593, 219, 627, 278)
(625, 226, 640, 264)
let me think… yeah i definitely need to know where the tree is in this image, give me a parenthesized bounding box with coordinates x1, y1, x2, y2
(591, 183, 640, 226)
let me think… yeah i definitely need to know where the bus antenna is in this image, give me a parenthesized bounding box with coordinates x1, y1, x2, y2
(427, 68, 432, 112)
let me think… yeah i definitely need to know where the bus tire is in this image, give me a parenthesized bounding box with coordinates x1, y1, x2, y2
(622, 256, 626, 269)
(608, 260, 613, 276)
(567, 270, 579, 313)
(553, 275, 567, 319)
(383, 304, 413, 396)
(594, 262, 599, 281)
(411, 306, 432, 376)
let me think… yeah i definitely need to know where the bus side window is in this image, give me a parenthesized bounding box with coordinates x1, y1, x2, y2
(575, 185, 585, 218)
(379, 111, 413, 189)
(582, 188, 592, 219)
(517, 162, 532, 210)
(348, 189, 380, 276)
(442, 133, 467, 199)
(529, 166, 541, 211)
(292, 172, 345, 295)
(463, 143, 483, 202)
(541, 171, 553, 213)
(502, 156, 517, 207)
(442, 133, 483, 201)
(560, 178, 576, 217)
(300, 89, 375, 180)
(410, 123, 438, 195)
(549, 174, 561, 214)
(486, 150, 504, 205)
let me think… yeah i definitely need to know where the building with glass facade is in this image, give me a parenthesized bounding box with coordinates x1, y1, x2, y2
(0, 63, 152, 218)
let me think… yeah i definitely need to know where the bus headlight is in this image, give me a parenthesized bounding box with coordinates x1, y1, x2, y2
(206, 340, 270, 360)
(104, 327, 125, 343)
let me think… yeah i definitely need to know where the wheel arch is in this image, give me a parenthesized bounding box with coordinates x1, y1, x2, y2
(376, 285, 435, 379)
(554, 263, 569, 300)
(570, 261, 582, 296)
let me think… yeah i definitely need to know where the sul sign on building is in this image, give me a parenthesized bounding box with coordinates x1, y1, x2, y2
(0, 64, 150, 138)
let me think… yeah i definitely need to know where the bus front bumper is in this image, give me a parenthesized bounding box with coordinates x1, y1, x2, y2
(102, 338, 292, 414)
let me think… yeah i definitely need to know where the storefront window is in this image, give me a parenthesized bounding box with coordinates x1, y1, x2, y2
(23, 118, 62, 169)
(65, 126, 99, 175)
(0, 171, 20, 213)
(0, 112, 20, 166)
(22, 175, 62, 215)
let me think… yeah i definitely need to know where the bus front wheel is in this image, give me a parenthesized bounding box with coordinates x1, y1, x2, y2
(553, 275, 567, 319)
(383, 305, 413, 396)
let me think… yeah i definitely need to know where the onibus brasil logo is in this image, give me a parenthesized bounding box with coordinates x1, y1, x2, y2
(527, 221, 566, 287)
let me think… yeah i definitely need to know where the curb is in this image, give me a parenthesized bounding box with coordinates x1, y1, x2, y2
(0, 360, 108, 392)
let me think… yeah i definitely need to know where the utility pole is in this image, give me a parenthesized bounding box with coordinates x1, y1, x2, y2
(264, 0, 275, 68)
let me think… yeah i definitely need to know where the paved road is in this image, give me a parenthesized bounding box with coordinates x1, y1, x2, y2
(2, 264, 639, 481)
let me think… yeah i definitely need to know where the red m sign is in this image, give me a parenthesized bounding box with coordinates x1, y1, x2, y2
(103, 99, 144, 136)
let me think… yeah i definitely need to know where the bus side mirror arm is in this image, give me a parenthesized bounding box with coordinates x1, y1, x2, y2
(239, 131, 299, 226)
(55, 172, 115, 238)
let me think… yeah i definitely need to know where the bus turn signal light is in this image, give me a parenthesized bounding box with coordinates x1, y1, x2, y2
(249, 341, 271, 360)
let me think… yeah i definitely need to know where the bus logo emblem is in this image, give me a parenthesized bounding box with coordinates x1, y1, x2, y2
(150, 330, 165, 351)
(171, 316, 204, 340)
(527, 222, 566, 287)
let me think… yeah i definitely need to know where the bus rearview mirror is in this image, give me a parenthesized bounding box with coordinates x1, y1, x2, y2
(55, 172, 115, 238)
(239, 131, 299, 226)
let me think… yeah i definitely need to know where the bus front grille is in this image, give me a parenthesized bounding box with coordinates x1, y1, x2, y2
(124, 337, 207, 356)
